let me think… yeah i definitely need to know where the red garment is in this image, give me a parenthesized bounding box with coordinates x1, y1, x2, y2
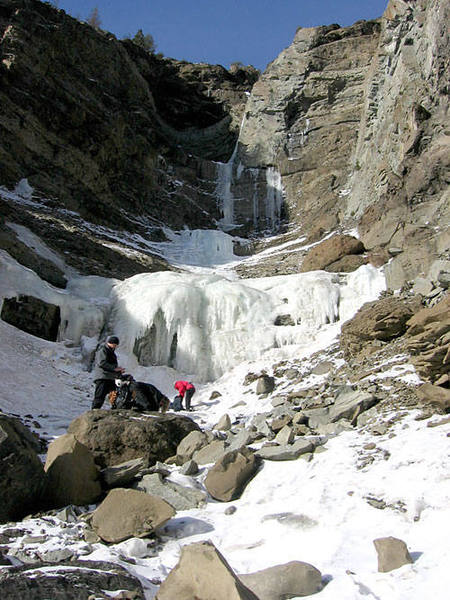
(174, 380, 194, 398)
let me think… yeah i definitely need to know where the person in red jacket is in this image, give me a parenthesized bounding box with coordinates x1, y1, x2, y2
(174, 380, 196, 411)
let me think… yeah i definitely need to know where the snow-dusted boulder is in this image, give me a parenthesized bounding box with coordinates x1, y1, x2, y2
(133, 472, 206, 510)
(156, 541, 259, 600)
(44, 433, 102, 508)
(214, 413, 232, 431)
(204, 448, 259, 502)
(340, 295, 422, 359)
(239, 560, 323, 599)
(67, 410, 200, 468)
(91, 488, 175, 543)
(255, 438, 315, 461)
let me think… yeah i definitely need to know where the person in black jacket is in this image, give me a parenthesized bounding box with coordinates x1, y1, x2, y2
(91, 335, 125, 409)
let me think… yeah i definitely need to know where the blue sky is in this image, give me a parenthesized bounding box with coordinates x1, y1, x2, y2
(53, 0, 388, 71)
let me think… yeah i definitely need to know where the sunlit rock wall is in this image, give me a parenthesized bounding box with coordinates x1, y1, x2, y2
(348, 0, 450, 289)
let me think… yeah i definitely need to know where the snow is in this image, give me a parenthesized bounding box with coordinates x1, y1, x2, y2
(0, 186, 449, 599)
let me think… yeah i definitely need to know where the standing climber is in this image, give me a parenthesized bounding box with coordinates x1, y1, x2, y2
(91, 335, 125, 409)
(173, 380, 196, 411)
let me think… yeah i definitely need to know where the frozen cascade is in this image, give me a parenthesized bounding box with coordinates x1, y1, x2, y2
(109, 265, 386, 382)
(215, 140, 285, 232)
(215, 159, 235, 226)
(159, 228, 237, 267)
(265, 167, 283, 230)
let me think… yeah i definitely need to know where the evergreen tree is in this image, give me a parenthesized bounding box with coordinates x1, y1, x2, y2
(132, 29, 156, 53)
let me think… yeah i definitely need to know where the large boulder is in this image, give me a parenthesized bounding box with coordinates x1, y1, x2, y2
(329, 388, 379, 423)
(301, 235, 365, 273)
(90, 488, 175, 543)
(204, 448, 259, 502)
(43, 433, 102, 508)
(256, 374, 275, 395)
(0, 412, 46, 523)
(239, 561, 323, 599)
(175, 430, 209, 464)
(193, 439, 228, 466)
(341, 295, 423, 358)
(156, 541, 259, 600)
(416, 384, 450, 412)
(67, 410, 201, 468)
(405, 295, 450, 383)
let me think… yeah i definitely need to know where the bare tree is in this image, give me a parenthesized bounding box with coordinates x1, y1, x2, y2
(87, 6, 101, 29)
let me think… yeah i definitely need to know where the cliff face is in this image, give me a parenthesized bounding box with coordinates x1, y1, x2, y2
(233, 0, 449, 289)
(0, 0, 256, 232)
(349, 0, 449, 289)
(237, 19, 382, 236)
(0, 0, 448, 290)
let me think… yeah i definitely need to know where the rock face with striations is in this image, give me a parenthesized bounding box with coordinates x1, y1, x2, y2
(0, 0, 255, 232)
(234, 0, 449, 288)
(351, 0, 449, 290)
(237, 20, 381, 234)
(0, 0, 448, 291)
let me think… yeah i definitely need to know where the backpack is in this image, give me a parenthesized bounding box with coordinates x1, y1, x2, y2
(171, 395, 183, 411)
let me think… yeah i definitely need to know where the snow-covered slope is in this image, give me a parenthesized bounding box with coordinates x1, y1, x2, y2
(0, 189, 449, 599)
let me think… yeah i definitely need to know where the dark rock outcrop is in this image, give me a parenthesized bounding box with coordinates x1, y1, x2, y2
(0, 223, 67, 288)
(0, 559, 145, 599)
(0, 0, 253, 231)
(67, 410, 201, 468)
(0, 412, 46, 524)
(1, 294, 60, 341)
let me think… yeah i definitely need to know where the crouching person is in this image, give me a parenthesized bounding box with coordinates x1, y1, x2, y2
(173, 380, 196, 411)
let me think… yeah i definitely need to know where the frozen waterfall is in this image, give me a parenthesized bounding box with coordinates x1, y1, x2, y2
(215, 149, 285, 233)
(109, 265, 386, 382)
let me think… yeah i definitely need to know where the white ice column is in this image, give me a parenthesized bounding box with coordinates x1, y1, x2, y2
(265, 167, 284, 229)
(215, 160, 235, 225)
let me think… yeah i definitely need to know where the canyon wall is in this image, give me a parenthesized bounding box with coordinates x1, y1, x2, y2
(234, 0, 449, 288)
(0, 0, 448, 289)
